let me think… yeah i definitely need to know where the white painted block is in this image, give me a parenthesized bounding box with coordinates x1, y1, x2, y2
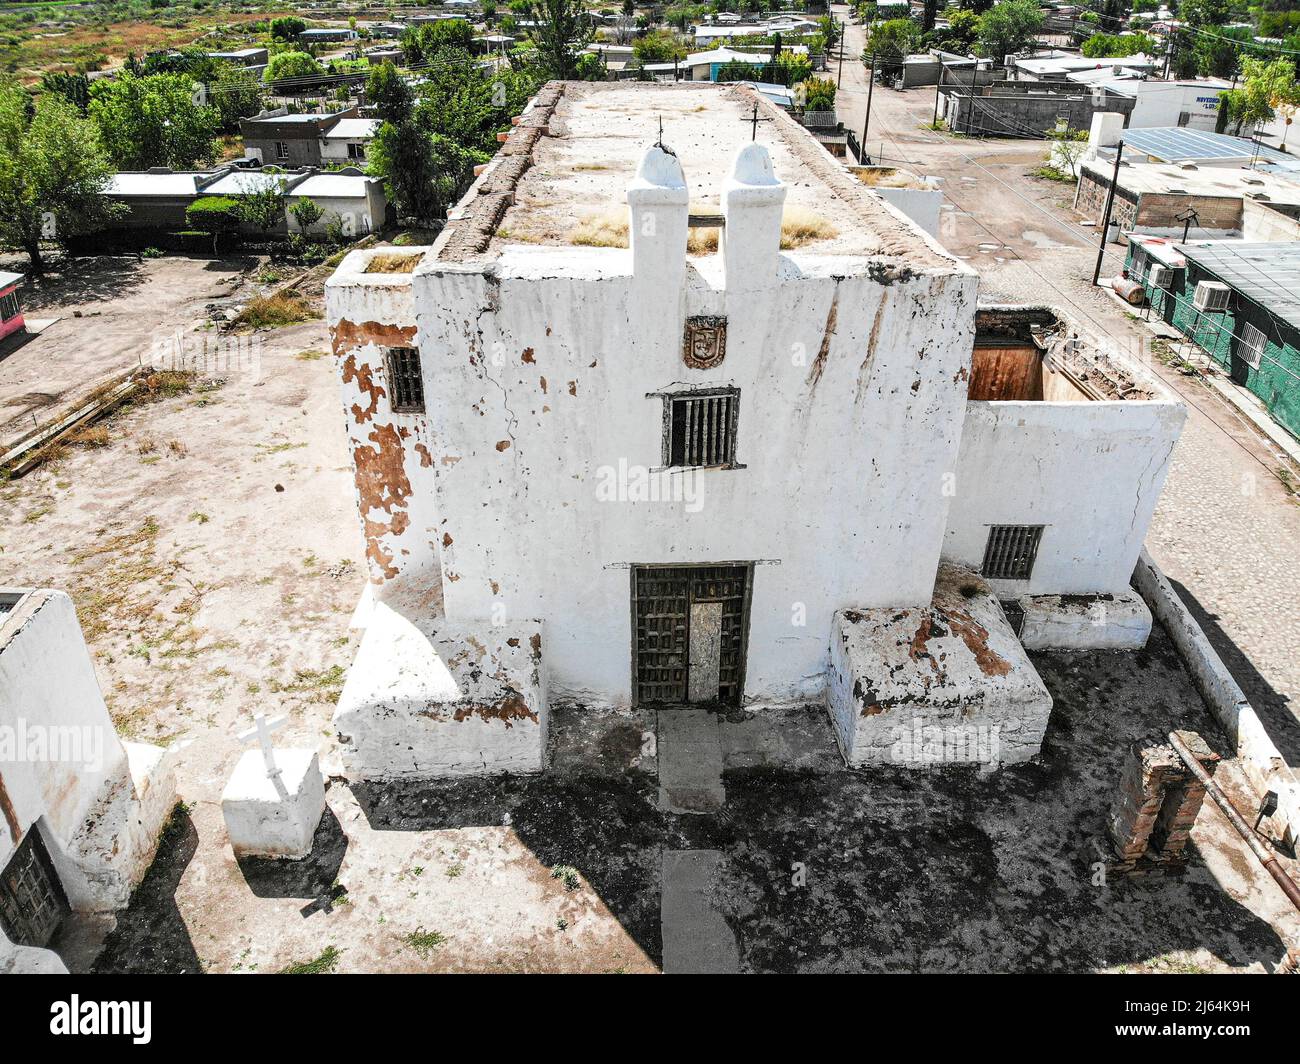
(1016, 589, 1152, 650)
(221, 748, 326, 860)
(335, 603, 547, 779)
(828, 566, 1053, 768)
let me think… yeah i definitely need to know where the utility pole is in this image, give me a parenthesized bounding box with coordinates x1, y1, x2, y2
(837, 20, 845, 88)
(933, 61, 945, 128)
(863, 52, 876, 164)
(1092, 139, 1124, 286)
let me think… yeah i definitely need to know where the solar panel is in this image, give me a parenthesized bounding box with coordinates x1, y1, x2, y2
(1175, 242, 1300, 328)
(1121, 127, 1291, 165)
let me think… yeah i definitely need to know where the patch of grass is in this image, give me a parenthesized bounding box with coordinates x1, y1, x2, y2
(550, 864, 581, 891)
(779, 206, 838, 249)
(570, 210, 628, 249)
(189, 511, 209, 524)
(254, 440, 307, 460)
(1030, 165, 1073, 183)
(364, 251, 424, 274)
(403, 928, 446, 958)
(445, 862, 463, 879)
(24, 504, 52, 523)
(268, 665, 346, 699)
(69, 423, 111, 448)
(231, 293, 318, 330)
(280, 946, 341, 974)
(295, 349, 328, 361)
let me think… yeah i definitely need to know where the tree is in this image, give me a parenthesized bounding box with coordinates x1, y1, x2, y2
(0, 84, 123, 271)
(934, 9, 979, 52)
(801, 76, 836, 111)
(922, 0, 939, 34)
(402, 19, 476, 64)
(632, 29, 686, 65)
(1081, 32, 1156, 58)
(40, 71, 90, 114)
(367, 61, 413, 124)
(867, 19, 922, 76)
(185, 196, 243, 255)
(521, 0, 595, 78)
(264, 51, 324, 83)
(211, 65, 264, 133)
(88, 73, 219, 170)
(235, 177, 286, 232)
(1222, 56, 1300, 134)
(290, 196, 324, 233)
(368, 119, 480, 224)
(271, 16, 307, 41)
(974, 0, 1043, 61)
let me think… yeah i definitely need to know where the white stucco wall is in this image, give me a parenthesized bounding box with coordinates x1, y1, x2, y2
(0, 590, 129, 865)
(943, 400, 1186, 596)
(329, 163, 978, 709)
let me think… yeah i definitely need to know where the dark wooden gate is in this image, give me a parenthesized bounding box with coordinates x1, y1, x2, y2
(632, 564, 752, 707)
(0, 828, 69, 948)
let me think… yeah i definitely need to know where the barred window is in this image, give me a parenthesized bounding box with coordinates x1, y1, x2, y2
(663, 388, 739, 469)
(0, 290, 18, 322)
(386, 347, 424, 413)
(981, 525, 1044, 581)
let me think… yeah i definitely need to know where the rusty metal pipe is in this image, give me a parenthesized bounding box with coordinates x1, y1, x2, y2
(1168, 731, 1300, 913)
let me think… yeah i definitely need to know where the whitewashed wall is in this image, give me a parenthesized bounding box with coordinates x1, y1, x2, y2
(392, 248, 976, 708)
(943, 400, 1186, 596)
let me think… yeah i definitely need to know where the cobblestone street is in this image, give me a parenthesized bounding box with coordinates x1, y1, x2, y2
(832, 6, 1300, 762)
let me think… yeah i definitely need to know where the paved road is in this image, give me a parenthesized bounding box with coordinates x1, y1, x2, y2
(828, 6, 1300, 763)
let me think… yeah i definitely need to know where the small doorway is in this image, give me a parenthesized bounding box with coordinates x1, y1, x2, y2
(0, 827, 69, 948)
(631, 564, 753, 708)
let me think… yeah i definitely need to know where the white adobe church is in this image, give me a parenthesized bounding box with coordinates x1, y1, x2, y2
(325, 83, 1184, 777)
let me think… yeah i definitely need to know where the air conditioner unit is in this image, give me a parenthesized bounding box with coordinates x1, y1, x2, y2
(1193, 280, 1231, 312)
(1148, 265, 1173, 288)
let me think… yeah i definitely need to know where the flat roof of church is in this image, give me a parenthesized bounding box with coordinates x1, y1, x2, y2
(433, 81, 957, 270)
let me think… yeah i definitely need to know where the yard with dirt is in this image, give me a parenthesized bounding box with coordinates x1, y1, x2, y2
(2, 242, 1297, 976)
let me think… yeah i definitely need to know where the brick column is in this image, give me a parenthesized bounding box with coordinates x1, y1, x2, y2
(1107, 731, 1219, 874)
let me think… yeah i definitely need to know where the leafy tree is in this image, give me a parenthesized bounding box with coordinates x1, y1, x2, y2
(866, 19, 922, 76)
(211, 65, 264, 133)
(801, 76, 836, 111)
(264, 51, 324, 83)
(1080, 32, 1156, 58)
(290, 196, 324, 233)
(235, 177, 286, 232)
(575, 51, 607, 80)
(632, 29, 686, 65)
(1222, 56, 1300, 134)
(367, 61, 413, 123)
(922, 0, 939, 33)
(185, 196, 243, 254)
(368, 119, 481, 224)
(521, 0, 595, 78)
(0, 83, 123, 271)
(974, 0, 1043, 60)
(402, 19, 477, 64)
(934, 9, 979, 52)
(40, 71, 90, 114)
(89, 73, 219, 170)
(271, 16, 307, 41)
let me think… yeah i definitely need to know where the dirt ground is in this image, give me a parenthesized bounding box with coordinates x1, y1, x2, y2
(0, 254, 259, 453)
(90, 631, 1299, 974)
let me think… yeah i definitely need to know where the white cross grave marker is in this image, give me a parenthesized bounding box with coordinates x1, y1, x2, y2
(238, 713, 288, 780)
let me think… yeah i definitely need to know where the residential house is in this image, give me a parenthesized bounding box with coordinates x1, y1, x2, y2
(1126, 237, 1300, 439)
(240, 106, 361, 168)
(320, 118, 382, 164)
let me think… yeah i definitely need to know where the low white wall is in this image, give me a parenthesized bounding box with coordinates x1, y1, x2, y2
(873, 187, 943, 237)
(943, 399, 1185, 596)
(0, 591, 128, 866)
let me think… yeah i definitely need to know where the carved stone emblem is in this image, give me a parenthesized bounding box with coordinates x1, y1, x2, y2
(683, 315, 727, 370)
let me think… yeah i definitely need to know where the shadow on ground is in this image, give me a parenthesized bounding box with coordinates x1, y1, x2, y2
(91, 626, 1287, 973)
(1166, 574, 1299, 766)
(92, 808, 203, 974)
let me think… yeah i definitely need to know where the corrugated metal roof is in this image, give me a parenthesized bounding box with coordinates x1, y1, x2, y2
(1176, 241, 1300, 327)
(322, 118, 381, 140)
